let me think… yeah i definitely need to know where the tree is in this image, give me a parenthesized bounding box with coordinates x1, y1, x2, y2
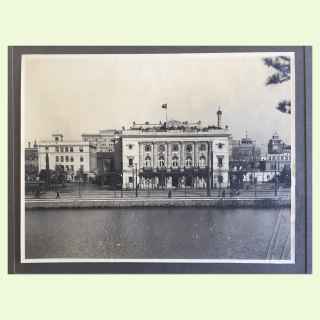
(263, 56, 291, 114)
(279, 165, 291, 187)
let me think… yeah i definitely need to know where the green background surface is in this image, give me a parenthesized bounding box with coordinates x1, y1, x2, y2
(0, 1, 318, 319)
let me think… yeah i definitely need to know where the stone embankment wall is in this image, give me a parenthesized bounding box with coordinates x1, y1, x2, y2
(26, 198, 290, 209)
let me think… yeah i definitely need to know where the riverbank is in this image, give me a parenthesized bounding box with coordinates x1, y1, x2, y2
(25, 197, 290, 209)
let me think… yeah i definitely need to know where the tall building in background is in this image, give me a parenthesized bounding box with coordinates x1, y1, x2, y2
(82, 129, 122, 187)
(266, 132, 291, 171)
(230, 133, 261, 167)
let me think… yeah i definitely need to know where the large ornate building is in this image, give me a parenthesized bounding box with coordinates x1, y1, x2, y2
(121, 118, 231, 190)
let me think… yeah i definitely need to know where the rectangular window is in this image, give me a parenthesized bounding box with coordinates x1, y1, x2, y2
(217, 156, 223, 168)
(56, 156, 59, 162)
(66, 156, 69, 162)
(80, 156, 84, 162)
(128, 158, 133, 167)
(70, 146, 73, 152)
(70, 156, 74, 162)
(61, 156, 64, 162)
(71, 165, 74, 171)
(129, 177, 133, 183)
(79, 147, 84, 152)
(60, 146, 64, 153)
(55, 146, 59, 152)
(65, 146, 69, 152)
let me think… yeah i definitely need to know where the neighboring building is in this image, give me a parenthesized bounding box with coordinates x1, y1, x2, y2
(38, 133, 96, 180)
(82, 129, 122, 186)
(121, 116, 231, 190)
(82, 129, 122, 152)
(230, 133, 261, 164)
(25, 141, 39, 182)
(266, 132, 291, 171)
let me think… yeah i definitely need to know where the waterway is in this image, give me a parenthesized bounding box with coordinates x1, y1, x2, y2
(25, 207, 291, 260)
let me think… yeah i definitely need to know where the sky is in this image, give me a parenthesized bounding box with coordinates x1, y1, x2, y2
(22, 52, 293, 150)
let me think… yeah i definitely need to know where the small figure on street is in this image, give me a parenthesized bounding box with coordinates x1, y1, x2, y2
(56, 191, 60, 199)
(222, 189, 225, 198)
(35, 188, 40, 198)
(168, 190, 172, 198)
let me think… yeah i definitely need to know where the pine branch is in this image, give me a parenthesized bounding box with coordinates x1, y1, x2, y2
(263, 56, 291, 86)
(276, 100, 291, 114)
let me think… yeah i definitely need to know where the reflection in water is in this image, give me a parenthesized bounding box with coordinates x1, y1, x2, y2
(26, 207, 291, 260)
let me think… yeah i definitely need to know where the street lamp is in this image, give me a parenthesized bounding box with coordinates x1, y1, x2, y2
(78, 174, 81, 197)
(120, 172, 123, 198)
(135, 163, 138, 197)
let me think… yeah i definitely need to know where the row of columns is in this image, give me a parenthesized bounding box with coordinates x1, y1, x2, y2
(138, 141, 211, 169)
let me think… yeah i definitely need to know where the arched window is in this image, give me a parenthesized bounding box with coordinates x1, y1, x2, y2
(186, 144, 193, 152)
(145, 156, 152, 168)
(159, 156, 165, 168)
(185, 156, 192, 168)
(172, 156, 179, 168)
(144, 144, 151, 152)
(199, 155, 206, 168)
(172, 144, 179, 152)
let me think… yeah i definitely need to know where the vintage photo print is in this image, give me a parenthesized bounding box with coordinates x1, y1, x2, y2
(21, 51, 295, 264)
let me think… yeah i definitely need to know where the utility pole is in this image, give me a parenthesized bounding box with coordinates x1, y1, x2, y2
(274, 160, 278, 196)
(253, 144, 256, 197)
(120, 172, 123, 198)
(78, 174, 81, 197)
(135, 163, 138, 197)
(132, 166, 134, 194)
(206, 142, 211, 197)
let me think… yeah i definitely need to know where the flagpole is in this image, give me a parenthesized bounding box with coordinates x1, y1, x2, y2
(162, 103, 168, 124)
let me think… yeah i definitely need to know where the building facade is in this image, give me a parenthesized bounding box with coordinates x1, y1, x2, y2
(82, 129, 122, 152)
(25, 141, 39, 182)
(82, 129, 122, 185)
(121, 120, 231, 190)
(230, 134, 261, 164)
(38, 133, 96, 180)
(266, 132, 291, 171)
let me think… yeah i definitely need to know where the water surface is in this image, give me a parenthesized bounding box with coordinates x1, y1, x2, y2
(25, 207, 291, 260)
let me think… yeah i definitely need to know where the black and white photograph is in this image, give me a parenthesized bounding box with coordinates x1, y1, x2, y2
(19, 49, 297, 266)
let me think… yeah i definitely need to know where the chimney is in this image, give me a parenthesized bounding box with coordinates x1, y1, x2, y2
(217, 107, 222, 128)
